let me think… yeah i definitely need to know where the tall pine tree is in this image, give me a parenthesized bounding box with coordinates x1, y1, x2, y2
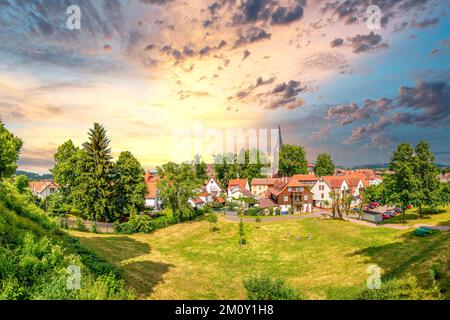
(78, 123, 114, 221)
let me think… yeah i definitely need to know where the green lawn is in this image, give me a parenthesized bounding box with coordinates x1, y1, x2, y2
(70, 216, 449, 300)
(387, 205, 450, 227)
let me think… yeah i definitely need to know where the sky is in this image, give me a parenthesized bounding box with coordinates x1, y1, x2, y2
(0, 0, 449, 174)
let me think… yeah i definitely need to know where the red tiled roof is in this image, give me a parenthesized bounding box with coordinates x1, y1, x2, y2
(29, 180, 58, 194)
(322, 176, 347, 189)
(292, 174, 319, 182)
(228, 179, 248, 190)
(192, 198, 204, 204)
(251, 178, 281, 186)
(258, 198, 277, 209)
(215, 197, 225, 203)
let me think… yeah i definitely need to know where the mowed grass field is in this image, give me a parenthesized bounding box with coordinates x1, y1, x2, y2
(70, 211, 450, 300)
(388, 205, 450, 227)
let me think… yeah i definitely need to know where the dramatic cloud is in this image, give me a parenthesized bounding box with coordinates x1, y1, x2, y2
(330, 37, 344, 48)
(309, 124, 332, 140)
(265, 80, 306, 110)
(231, 0, 306, 26)
(412, 17, 439, 29)
(321, 0, 432, 27)
(331, 81, 450, 145)
(348, 32, 388, 53)
(233, 27, 271, 48)
(327, 98, 392, 125)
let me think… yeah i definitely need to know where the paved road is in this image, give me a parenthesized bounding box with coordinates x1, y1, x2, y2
(223, 212, 325, 223)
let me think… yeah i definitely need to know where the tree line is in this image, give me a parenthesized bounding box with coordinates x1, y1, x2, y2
(51, 123, 147, 222)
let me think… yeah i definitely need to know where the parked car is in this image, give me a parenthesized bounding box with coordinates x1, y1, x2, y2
(370, 202, 380, 207)
(385, 210, 396, 217)
(352, 207, 360, 212)
(382, 213, 391, 220)
(363, 206, 369, 212)
(394, 207, 403, 213)
(406, 204, 413, 209)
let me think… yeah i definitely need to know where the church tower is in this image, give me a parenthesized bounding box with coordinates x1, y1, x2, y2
(270, 125, 283, 178)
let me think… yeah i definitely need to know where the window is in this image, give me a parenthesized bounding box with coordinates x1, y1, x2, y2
(304, 195, 308, 201)
(284, 196, 289, 202)
(288, 187, 292, 192)
(321, 193, 324, 199)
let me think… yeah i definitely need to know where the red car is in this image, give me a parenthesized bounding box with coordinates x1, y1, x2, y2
(370, 202, 380, 207)
(382, 213, 391, 220)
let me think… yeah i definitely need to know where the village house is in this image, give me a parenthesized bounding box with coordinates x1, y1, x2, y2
(228, 186, 255, 201)
(310, 178, 332, 208)
(29, 180, 59, 199)
(336, 169, 383, 186)
(311, 176, 350, 208)
(291, 174, 319, 187)
(144, 172, 162, 209)
(267, 178, 313, 214)
(250, 178, 281, 197)
(344, 176, 365, 206)
(205, 178, 222, 195)
(188, 198, 205, 209)
(227, 179, 250, 197)
(438, 173, 450, 183)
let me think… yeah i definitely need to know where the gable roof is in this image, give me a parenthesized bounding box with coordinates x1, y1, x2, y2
(208, 178, 222, 189)
(230, 187, 254, 198)
(228, 179, 248, 190)
(322, 176, 348, 189)
(29, 180, 58, 194)
(258, 198, 277, 209)
(251, 178, 281, 186)
(292, 174, 319, 182)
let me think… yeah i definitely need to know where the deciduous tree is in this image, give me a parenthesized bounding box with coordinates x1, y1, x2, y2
(383, 143, 421, 222)
(157, 162, 202, 217)
(0, 119, 23, 179)
(113, 151, 147, 217)
(279, 144, 308, 177)
(314, 153, 335, 177)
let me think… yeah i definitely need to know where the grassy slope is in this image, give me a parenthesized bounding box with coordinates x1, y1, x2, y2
(0, 183, 133, 299)
(387, 205, 450, 227)
(71, 214, 450, 300)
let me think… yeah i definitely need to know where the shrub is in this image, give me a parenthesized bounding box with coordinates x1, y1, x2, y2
(90, 221, 97, 233)
(75, 217, 87, 231)
(207, 213, 218, 232)
(361, 275, 440, 300)
(245, 207, 261, 216)
(244, 275, 303, 300)
(46, 193, 69, 217)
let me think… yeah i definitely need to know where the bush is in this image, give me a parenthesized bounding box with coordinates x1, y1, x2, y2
(46, 193, 69, 217)
(245, 207, 261, 216)
(75, 217, 87, 231)
(244, 275, 304, 300)
(115, 206, 206, 234)
(361, 275, 440, 300)
(90, 221, 97, 233)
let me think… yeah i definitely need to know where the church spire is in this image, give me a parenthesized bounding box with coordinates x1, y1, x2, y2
(278, 124, 283, 147)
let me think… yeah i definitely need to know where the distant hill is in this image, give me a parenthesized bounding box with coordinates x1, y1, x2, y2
(15, 170, 53, 181)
